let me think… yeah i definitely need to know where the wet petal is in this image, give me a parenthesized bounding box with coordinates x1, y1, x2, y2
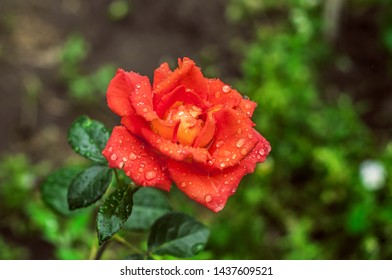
(167, 160, 242, 212)
(193, 111, 216, 148)
(106, 69, 135, 116)
(128, 72, 158, 121)
(155, 85, 207, 119)
(207, 78, 242, 109)
(208, 108, 258, 170)
(121, 115, 211, 164)
(153, 62, 172, 91)
(102, 126, 172, 191)
(238, 99, 257, 117)
(153, 57, 195, 104)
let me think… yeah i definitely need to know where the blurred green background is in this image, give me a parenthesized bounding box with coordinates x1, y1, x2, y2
(1, 0, 392, 259)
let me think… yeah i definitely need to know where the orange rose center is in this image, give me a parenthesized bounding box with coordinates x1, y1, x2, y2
(167, 104, 203, 146)
(151, 102, 217, 148)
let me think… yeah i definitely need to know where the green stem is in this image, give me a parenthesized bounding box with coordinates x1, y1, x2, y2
(113, 234, 144, 255)
(113, 169, 121, 187)
(94, 241, 110, 260)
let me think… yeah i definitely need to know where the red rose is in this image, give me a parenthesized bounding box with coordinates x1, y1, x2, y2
(102, 57, 270, 212)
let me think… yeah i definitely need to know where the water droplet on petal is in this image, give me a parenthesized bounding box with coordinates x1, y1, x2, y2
(236, 138, 246, 148)
(215, 91, 221, 98)
(224, 181, 229, 185)
(232, 187, 237, 193)
(180, 182, 187, 188)
(122, 157, 127, 162)
(145, 170, 157, 180)
(136, 84, 141, 89)
(110, 154, 118, 161)
(222, 85, 231, 93)
(108, 147, 113, 152)
(232, 154, 237, 160)
(138, 168, 144, 173)
(129, 153, 137, 160)
(248, 133, 253, 139)
(237, 128, 243, 134)
(205, 195, 212, 203)
(216, 140, 225, 148)
(215, 205, 224, 211)
(240, 148, 248, 155)
(259, 149, 265, 156)
(119, 162, 125, 169)
(142, 108, 148, 113)
(119, 139, 123, 144)
(220, 162, 226, 168)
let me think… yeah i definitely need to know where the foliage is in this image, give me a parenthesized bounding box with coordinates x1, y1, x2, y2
(207, 0, 392, 259)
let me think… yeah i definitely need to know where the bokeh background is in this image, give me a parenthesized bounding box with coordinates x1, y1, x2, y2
(1, 0, 392, 259)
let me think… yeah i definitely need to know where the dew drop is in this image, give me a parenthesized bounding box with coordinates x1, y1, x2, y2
(215, 205, 224, 211)
(119, 139, 123, 144)
(236, 138, 246, 148)
(108, 147, 113, 152)
(224, 181, 229, 185)
(122, 157, 127, 162)
(243, 95, 250, 100)
(110, 154, 118, 161)
(119, 162, 125, 169)
(244, 103, 252, 109)
(240, 148, 248, 155)
(231, 187, 237, 193)
(220, 162, 226, 168)
(205, 195, 212, 203)
(222, 85, 231, 93)
(248, 133, 253, 139)
(145, 170, 157, 180)
(180, 182, 187, 188)
(138, 168, 144, 173)
(259, 149, 265, 156)
(216, 140, 225, 148)
(232, 154, 237, 160)
(136, 84, 141, 89)
(129, 153, 137, 160)
(215, 91, 221, 98)
(142, 107, 148, 113)
(237, 128, 243, 134)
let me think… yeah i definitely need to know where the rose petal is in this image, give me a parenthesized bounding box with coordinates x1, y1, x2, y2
(208, 108, 259, 170)
(127, 72, 158, 121)
(239, 131, 271, 173)
(166, 160, 242, 212)
(238, 99, 257, 117)
(193, 111, 216, 148)
(207, 78, 242, 109)
(102, 126, 172, 191)
(167, 133, 270, 212)
(155, 85, 207, 119)
(106, 69, 135, 116)
(121, 115, 211, 164)
(153, 62, 172, 91)
(177, 58, 209, 99)
(153, 58, 195, 103)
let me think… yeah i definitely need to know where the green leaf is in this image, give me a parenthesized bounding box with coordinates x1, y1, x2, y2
(96, 185, 133, 245)
(41, 167, 84, 216)
(148, 212, 210, 258)
(123, 188, 172, 231)
(68, 116, 109, 163)
(67, 165, 113, 210)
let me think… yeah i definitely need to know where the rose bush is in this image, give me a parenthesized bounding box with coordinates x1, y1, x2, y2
(102, 57, 270, 212)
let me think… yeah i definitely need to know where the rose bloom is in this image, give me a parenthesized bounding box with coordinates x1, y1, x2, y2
(102, 57, 270, 212)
